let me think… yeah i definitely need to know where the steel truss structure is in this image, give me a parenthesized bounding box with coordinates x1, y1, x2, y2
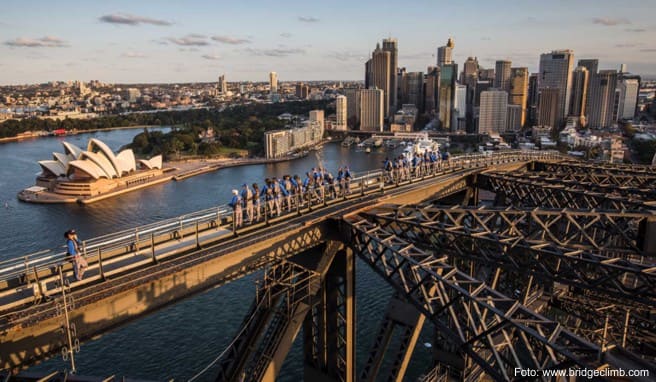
(359, 205, 656, 306)
(533, 160, 656, 176)
(341, 216, 611, 380)
(477, 172, 655, 210)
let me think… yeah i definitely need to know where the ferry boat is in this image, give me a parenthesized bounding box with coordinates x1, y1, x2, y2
(403, 137, 440, 162)
(341, 136, 356, 147)
(373, 138, 383, 148)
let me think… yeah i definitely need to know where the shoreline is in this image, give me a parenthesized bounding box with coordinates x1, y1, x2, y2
(0, 124, 176, 144)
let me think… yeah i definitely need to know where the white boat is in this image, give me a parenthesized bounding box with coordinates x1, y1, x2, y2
(373, 138, 383, 148)
(403, 138, 440, 162)
(365, 147, 371, 153)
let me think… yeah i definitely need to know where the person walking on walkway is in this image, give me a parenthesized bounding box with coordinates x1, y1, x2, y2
(252, 183, 261, 221)
(229, 189, 243, 228)
(241, 184, 254, 224)
(65, 229, 88, 281)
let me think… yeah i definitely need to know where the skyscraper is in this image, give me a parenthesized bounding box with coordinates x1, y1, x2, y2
(437, 37, 455, 67)
(507, 104, 523, 131)
(454, 84, 467, 132)
(617, 76, 640, 120)
(360, 88, 384, 132)
(382, 38, 398, 113)
(509, 67, 528, 127)
(461, 57, 479, 87)
(569, 66, 589, 118)
(479, 89, 508, 134)
(365, 43, 392, 117)
(587, 70, 618, 128)
(217, 74, 227, 94)
(538, 50, 575, 127)
(479, 68, 495, 81)
(537, 88, 560, 128)
(269, 72, 278, 94)
(335, 95, 347, 129)
(439, 63, 458, 131)
(424, 67, 440, 115)
(578, 59, 599, 76)
(527, 73, 539, 125)
(344, 88, 361, 128)
(495, 60, 512, 93)
(400, 71, 424, 112)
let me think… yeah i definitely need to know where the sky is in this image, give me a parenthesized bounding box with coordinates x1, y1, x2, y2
(0, 0, 655, 85)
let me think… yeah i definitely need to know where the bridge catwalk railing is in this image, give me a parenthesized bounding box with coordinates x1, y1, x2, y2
(0, 150, 562, 301)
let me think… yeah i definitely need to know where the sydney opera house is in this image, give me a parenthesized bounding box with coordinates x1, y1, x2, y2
(20, 138, 164, 202)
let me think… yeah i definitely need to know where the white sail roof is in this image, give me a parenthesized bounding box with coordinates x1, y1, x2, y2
(139, 155, 162, 170)
(67, 160, 107, 180)
(79, 151, 118, 178)
(62, 142, 83, 159)
(39, 160, 67, 177)
(116, 149, 136, 174)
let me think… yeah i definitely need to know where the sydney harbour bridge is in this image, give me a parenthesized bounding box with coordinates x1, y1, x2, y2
(0, 151, 654, 381)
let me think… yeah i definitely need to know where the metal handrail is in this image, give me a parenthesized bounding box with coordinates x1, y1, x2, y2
(0, 150, 564, 285)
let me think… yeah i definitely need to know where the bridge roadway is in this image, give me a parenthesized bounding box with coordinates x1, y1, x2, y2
(0, 150, 554, 372)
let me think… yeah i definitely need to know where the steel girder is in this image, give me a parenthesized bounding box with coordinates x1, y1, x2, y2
(492, 171, 656, 200)
(477, 172, 655, 211)
(359, 207, 656, 306)
(534, 161, 656, 176)
(382, 205, 651, 259)
(342, 217, 607, 381)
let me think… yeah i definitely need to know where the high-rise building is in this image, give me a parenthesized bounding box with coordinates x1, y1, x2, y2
(538, 50, 575, 127)
(479, 68, 495, 81)
(454, 84, 467, 132)
(507, 104, 523, 131)
(344, 88, 361, 128)
(527, 73, 539, 125)
(617, 76, 640, 120)
(424, 67, 440, 115)
(309, 110, 325, 132)
(401, 71, 424, 112)
(365, 43, 392, 117)
(126, 88, 140, 103)
(587, 70, 618, 128)
(479, 89, 508, 134)
(269, 72, 278, 94)
(295, 83, 310, 99)
(568, 66, 589, 118)
(537, 88, 560, 128)
(578, 59, 599, 76)
(335, 95, 347, 129)
(359, 88, 384, 132)
(461, 57, 479, 87)
(509, 67, 528, 127)
(437, 37, 455, 67)
(439, 63, 458, 131)
(382, 38, 398, 113)
(218, 74, 227, 93)
(495, 60, 512, 93)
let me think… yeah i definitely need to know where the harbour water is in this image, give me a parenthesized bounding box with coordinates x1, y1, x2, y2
(0, 129, 433, 381)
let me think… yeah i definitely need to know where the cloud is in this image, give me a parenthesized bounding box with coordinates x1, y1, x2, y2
(211, 35, 250, 44)
(121, 52, 147, 58)
(625, 28, 646, 32)
(166, 34, 209, 46)
(481, 36, 492, 41)
(280, 33, 293, 38)
(328, 51, 364, 61)
(400, 52, 432, 60)
(640, 48, 656, 52)
(592, 17, 630, 26)
(179, 47, 200, 52)
(615, 43, 638, 48)
(5, 36, 69, 48)
(202, 54, 221, 60)
(298, 16, 319, 23)
(99, 13, 172, 26)
(246, 47, 306, 57)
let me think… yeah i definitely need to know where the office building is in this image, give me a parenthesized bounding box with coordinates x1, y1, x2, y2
(537, 88, 560, 128)
(617, 76, 639, 120)
(479, 68, 495, 81)
(507, 104, 522, 131)
(344, 88, 361, 128)
(578, 59, 599, 76)
(382, 38, 398, 113)
(295, 83, 310, 99)
(335, 95, 347, 129)
(439, 63, 458, 131)
(269, 72, 278, 94)
(454, 84, 467, 132)
(509, 67, 528, 127)
(461, 57, 479, 87)
(400, 71, 424, 112)
(424, 67, 440, 115)
(569, 66, 589, 118)
(587, 70, 618, 128)
(527, 73, 539, 125)
(309, 110, 325, 132)
(495, 60, 512, 93)
(365, 43, 392, 117)
(437, 37, 455, 67)
(217, 74, 227, 94)
(126, 88, 140, 103)
(360, 88, 384, 131)
(538, 50, 575, 127)
(479, 89, 508, 134)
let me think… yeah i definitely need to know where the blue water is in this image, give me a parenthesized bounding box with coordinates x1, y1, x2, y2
(0, 129, 434, 381)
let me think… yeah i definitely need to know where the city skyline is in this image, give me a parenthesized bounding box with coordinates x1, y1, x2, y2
(1, 0, 656, 85)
